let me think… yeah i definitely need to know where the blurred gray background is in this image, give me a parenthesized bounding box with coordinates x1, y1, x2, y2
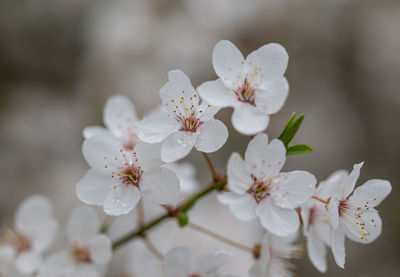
(1, 0, 399, 276)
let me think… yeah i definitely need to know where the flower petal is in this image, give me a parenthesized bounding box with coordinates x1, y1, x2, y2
(217, 191, 250, 205)
(163, 247, 194, 277)
(307, 227, 328, 273)
(87, 234, 112, 265)
(271, 171, 316, 209)
(255, 76, 289, 114)
(104, 95, 138, 139)
(82, 134, 125, 170)
(15, 251, 41, 275)
(196, 102, 221, 121)
(103, 185, 141, 216)
(140, 168, 180, 204)
(341, 209, 382, 244)
(245, 43, 288, 84)
(316, 170, 349, 199)
(195, 119, 228, 153)
(330, 226, 346, 268)
(245, 134, 286, 179)
(228, 194, 257, 221)
(134, 142, 163, 171)
(212, 40, 245, 89)
(351, 179, 391, 206)
(327, 196, 340, 230)
(67, 206, 100, 243)
(227, 153, 252, 194)
(161, 131, 197, 163)
(76, 168, 113, 206)
(196, 250, 232, 274)
(340, 162, 363, 199)
(197, 79, 237, 107)
(255, 199, 299, 236)
(134, 111, 180, 143)
(83, 126, 109, 139)
(231, 103, 269, 135)
(161, 70, 198, 103)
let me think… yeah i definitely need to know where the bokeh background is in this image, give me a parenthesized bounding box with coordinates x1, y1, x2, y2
(1, 0, 399, 276)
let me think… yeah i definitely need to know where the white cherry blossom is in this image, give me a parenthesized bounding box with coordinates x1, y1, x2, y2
(198, 40, 289, 135)
(249, 232, 302, 277)
(326, 162, 391, 268)
(37, 206, 112, 277)
(76, 134, 180, 216)
(134, 69, 228, 163)
(162, 247, 235, 277)
(83, 94, 140, 151)
(218, 133, 316, 236)
(0, 195, 57, 275)
(301, 170, 347, 273)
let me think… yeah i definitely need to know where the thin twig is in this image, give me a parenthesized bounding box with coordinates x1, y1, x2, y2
(188, 222, 254, 253)
(312, 195, 329, 204)
(201, 152, 219, 181)
(142, 237, 163, 260)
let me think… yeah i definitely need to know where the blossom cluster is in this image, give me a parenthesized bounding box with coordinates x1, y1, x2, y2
(0, 40, 392, 277)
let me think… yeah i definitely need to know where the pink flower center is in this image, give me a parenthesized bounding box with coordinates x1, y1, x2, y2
(247, 179, 270, 203)
(71, 245, 92, 264)
(308, 206, 317, 225)
(179, 116, 202, 132)
(338, 199, 348, 216)
(236, 78, 256, 106)
(3, 230, 32, 253)
(118, 165, 142, 187)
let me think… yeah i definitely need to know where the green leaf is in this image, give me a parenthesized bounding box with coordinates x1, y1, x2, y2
(286, 144, 313, 155)
(279, 113, 305, 147)
(177, 212, 189, 227)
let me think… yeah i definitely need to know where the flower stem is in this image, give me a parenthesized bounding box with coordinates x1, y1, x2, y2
(142, 237, 163, 260)
(312, 195, 329, 204)
(201, 152, 219, 181)
(188, 222, 254, 253)
(112, 179, 227, 250)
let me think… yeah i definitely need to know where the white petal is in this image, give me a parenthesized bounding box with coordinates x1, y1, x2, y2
(196, 250, 232, 274)
(37, 252, 71, 277)
(228, 194, 257, 221)
(316, 170, 349, 199)
(245, 43, 288, 83)
(82, 134, 125, 170)
(340, 162, 363, 199)
(307, 227, 327, 273)
(67, 206, 100, 243)
(217, 192, 249, 205)
(0, 245, 16, 261)
(69, 264, 98, 277)
(163, 247, 194, 277)
(256, 199, 299, 236)
(83, 126, 109, 139)
(196, 102, 221, 121)
(227, 153, 252, 194)
(15, 251, 41, 275)
(134, 112, 180, 143)
(104, 95, 138, 139)
(163, 162, 199, 194)
(245, 135, 286, 179)
(231, 103, 269, 135)
(103, 185, 141, 216)
(76, 169, 113, 206)
(140, 168, 180, 204)
(255, 76, 289, 114)
(271, 171, 316, 209)
(341, 209, 382, 244)
(327, 196, 340, 230)
(87, 234, 112, 265)
(212, 40, 245, 88)
(330, 227, 346, 268)
(197, 79, 237, 107)
(15, 195, 53, 233)
(195, 119, 228, 153)
(161, 131, 196, 163)
(161, 70, 198, 102)
(134, 142, 163, 171)
(351, 179, 391, 206)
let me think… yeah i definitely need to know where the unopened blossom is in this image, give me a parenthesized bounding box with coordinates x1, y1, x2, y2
(38, 206, 112, 277)
(249, 232, 303, 277)
(76, 134, 180, 216)
(198, 40, 289, 135)
(134, 69, 228, 162)
(83, 94, 140, 151)
(218, 133, 316, 236)
(0, 195, 58, 275)
(326, 162, 391, 268)
(301, 170, 348, 273)
(162, 247, 235, 277)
